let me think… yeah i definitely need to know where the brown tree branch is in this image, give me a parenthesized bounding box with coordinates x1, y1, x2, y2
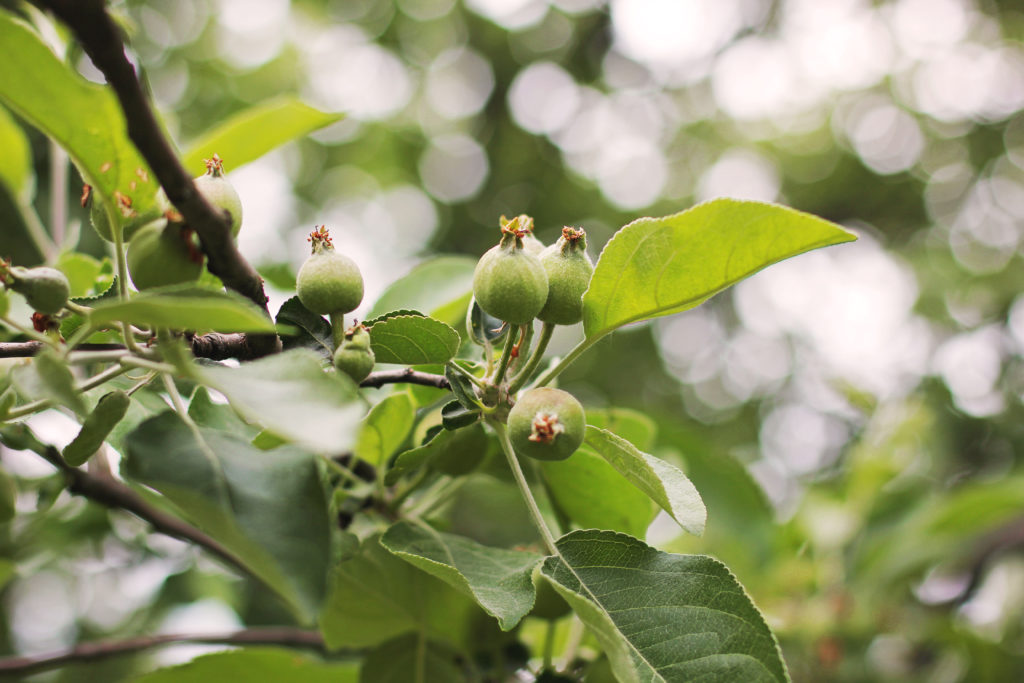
(34, 0, 279, 358)
(0, 627, 327, 676)
(359, 367, 451, 390)
(34, 445, 253, 580)
(0, 340, 451, 388)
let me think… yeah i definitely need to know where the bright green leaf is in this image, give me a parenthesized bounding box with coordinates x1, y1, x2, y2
(88, 286, 277, 333)
(542, 530, 789, 683)
(368, 315, 461, 365)
(182, 97, 343, 176)
(540, 448, 654, 538)
(132, 648, 358, 683)
(381, 520, 542, 630)
(354, 392, 415, 466)
(359, 634, 463, 683)
(586, 408, 658, 451)
(194, 349, 363, 453)
(583, 199, 857, 340)
(0, 14, 158, 213)
(0, 104, 33, 203)
(124, 411, 332, 623)
(584, 426, 706, 536)
(320, 535, 477, 650)
(56, 252, 112, 299)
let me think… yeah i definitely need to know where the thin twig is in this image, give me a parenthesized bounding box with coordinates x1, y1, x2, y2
(0, 627, 327, 676)
(359, 368, 450, 390)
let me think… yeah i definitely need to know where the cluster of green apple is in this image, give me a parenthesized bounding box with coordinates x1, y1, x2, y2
(294, 213, 594, 463)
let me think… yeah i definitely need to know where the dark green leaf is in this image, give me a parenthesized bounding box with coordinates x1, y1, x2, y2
(359, 634, 463, 683)
(444, 364, 481, 411)
(466, 297, 508, 345)
(381, 520, 542, 630)
(368, 315, 461, 365)
(194, 349, 363, 453)
(441, 400, 479, 431)
(124, 411, 332, 623)
(543, 530, 789, 683)
(62, 390, 130, 466)
(276, 295, 333, 359)
(0, 467, 16, 522)
(320, 536, 478, 650)
(583, 199, 857, 340)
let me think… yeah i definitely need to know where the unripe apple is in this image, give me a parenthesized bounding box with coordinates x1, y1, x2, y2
(507, 387, 585, 461)
(296, 227, 364, 316)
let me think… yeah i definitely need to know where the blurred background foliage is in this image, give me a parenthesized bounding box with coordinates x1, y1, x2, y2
(2, 0, 1024, 680)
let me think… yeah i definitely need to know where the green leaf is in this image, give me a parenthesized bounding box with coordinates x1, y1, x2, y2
(12, 349, 87, 416)
(88, 286, 277, 333)
(0, 104, 33, 203)
(276, 295, 333, 359)
(369, 256, 477, 327)
(124, 411, 332, 623)
(583, 199, 857, 340)
(368, 315, 460, 365)
(360, 634, 464, 683)
(0, 14, 158, 213)
(466, 297, 508, 345)
(0, 289, 8, 318)
(354, 392, 415, 466)
(584, 426, 706, 537)
(194, 349, 363, 453)
(540, 449, 654, 538)
(440, 400, 479, 431)
(62, 390, 130, 466)
(542, 530, 789, 683)
(56, 252, 113, 299)
(187, 385, 256, 439)
(132, 648, 358, 683)
(586, 408, 658, 451)
(362, 309, 426, 327)
(0, 467, 16, 522)
(182, 97, 343, 176)
(320, 535, 478, 650)
(381, 520, 542, 630)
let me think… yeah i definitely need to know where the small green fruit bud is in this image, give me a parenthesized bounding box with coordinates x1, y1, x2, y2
(126, 219, 205, 290)
(296, 227, 364, 315)
(195, 154, 243, 237)
(6, 266, 70, 315)
(334, 323, 374, 383)
(507, 387, 584, 461)
(537, 227, 594, 325)
(472, 217, 548, 325)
